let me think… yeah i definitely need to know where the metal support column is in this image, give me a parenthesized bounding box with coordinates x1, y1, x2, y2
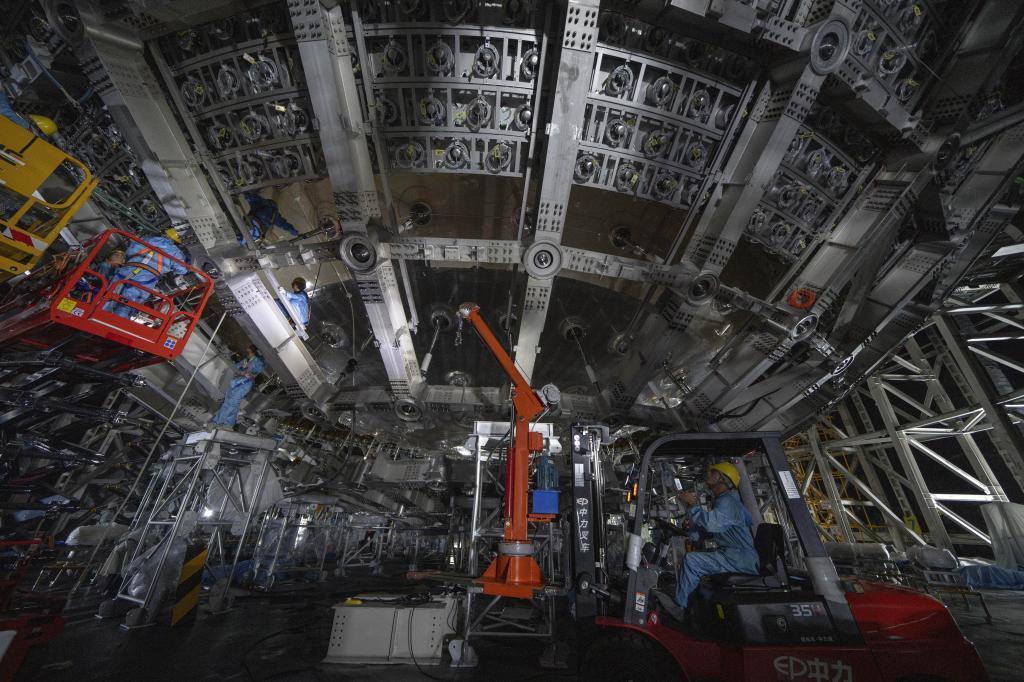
(867, 377, 953, 550)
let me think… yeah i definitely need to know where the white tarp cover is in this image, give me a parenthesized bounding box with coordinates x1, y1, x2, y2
(66, 522, 129, 546)
(907, 545, 958, 570)
(981, 502, 1024, 570)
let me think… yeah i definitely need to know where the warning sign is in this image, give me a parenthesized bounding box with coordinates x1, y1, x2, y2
(56, 297, 78, 314)
(778, 471, 801, 499)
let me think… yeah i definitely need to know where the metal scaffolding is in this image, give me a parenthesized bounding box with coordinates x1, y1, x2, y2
(249, 500, 348, 590)
(787, 287, 1024, 554)
(101, 429, 277, 627)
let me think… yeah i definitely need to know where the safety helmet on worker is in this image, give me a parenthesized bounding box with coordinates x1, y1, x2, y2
(709, 461, 740, 489)
(165, 227, 182, 244)
(28, 114, 57, 137)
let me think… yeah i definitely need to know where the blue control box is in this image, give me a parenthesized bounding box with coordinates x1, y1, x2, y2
(531, 490, 559, 515)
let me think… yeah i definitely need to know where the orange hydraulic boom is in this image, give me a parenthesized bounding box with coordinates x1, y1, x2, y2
(457, 302, 549, 598)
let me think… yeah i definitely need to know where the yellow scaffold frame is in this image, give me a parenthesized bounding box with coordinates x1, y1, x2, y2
(0, 115, 98, 282)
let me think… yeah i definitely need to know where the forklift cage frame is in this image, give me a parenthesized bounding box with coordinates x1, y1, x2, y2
(620, 431, 862, 643)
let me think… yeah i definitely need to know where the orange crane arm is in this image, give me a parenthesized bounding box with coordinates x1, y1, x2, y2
(457, 303, 545, 422)
(457, 302, 547, 596)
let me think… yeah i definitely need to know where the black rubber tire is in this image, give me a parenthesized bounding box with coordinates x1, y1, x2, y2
(580, 629, 684, 681)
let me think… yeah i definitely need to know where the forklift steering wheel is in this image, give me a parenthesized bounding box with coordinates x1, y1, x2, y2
(653, 517, 688, 537)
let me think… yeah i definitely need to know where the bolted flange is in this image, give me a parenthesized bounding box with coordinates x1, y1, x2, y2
(810, 19, 851, 75)
(523, 241, 562, 279)
(394, 397, 423, 422)
(686, 272, 719, 306)
(790, 314, 819, 342)
(339, 234, 378, 272)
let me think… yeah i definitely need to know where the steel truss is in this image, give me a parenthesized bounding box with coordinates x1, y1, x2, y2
(788, 294, 1024, 554)
(249, 500, 348, 589)
(102, 429, 276, 627)
(336, 518, 392, 576)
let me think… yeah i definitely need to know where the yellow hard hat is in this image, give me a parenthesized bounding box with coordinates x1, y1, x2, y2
(709, 461, 740, 488)
(28, 115, 57, 137)
(165, 228, 181, 244)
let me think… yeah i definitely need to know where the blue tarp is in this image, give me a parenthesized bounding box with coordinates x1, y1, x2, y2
(958, 564, 1024, 590)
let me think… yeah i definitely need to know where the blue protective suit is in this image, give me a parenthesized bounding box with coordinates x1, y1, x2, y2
(243, 192, 300, 240)
(94, 261, 118, 283)
(283, 290, 311, 326)
(211, 354, 266, 427)
(675, 490, 759, 608)
(107, 236, 188, 319)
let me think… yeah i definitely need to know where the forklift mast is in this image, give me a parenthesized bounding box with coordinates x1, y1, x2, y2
(568, 423, 610, 621)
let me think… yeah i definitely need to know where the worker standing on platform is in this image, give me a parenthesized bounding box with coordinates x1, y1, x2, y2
(283, 277, 311, 327)
(242, 191, 300, 243)
(211, 344, 265, 429)
(674, 462, 759, 608)
(108, 231, 189, 320)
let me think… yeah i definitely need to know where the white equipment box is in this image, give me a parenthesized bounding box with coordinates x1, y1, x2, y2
(322, 594, 458, 665)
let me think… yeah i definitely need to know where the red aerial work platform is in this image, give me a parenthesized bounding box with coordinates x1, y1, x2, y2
(0, 229, 213, 372)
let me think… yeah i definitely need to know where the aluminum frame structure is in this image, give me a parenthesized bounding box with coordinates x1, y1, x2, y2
(249, 500, 348, 589)
(103, 429, 276, 627)
(36, 0, 1017, 453)
(787, 296, 1024, 554)
(6, 0, 1024, 550)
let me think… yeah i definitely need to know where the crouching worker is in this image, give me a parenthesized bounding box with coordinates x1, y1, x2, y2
(674, 461, 759, 608)
(107, 231, 188, 320)
(210, 344, 265, 429)
(74, 248, 125, 301)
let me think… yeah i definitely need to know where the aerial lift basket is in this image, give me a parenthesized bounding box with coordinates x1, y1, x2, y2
(0, 229, 214, 371)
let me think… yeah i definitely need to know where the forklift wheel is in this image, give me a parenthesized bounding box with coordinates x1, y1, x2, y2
(581, 630, 682, 681)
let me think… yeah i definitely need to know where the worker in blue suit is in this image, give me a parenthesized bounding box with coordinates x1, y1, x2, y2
(94, 249, 126, 282)
(107, 231, 189, 320)
(211, 344, 266, 428)
(242, 191, 300, 243)
(281, 277, 311, 326)
(74, 248, 126, 301)
(674, 461, 759, 608)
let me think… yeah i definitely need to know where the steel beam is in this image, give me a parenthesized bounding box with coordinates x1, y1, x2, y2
(287, 2, 423, 399)
(833, 404, 909, 550)
(867, 377, 952, 550)
(806, 427, 855, 542)
(510, 0, 600, 383)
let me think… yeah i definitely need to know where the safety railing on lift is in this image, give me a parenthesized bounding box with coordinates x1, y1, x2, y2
(0, 116, 98, 282)
(0, 229, 213, 363)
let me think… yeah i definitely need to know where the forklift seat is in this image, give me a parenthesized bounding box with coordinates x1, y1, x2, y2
(705, 523, 788, 590)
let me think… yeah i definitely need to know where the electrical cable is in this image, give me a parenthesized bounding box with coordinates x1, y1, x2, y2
(408, 601, 449, 681)
(240, 613, 325, 681)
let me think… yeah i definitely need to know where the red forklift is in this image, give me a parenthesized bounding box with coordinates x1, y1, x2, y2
(0, 228, 213, 372)
(568, 430, 988, 681)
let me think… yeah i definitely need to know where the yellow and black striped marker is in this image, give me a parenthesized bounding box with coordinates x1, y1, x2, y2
(170, 544, 207, 626)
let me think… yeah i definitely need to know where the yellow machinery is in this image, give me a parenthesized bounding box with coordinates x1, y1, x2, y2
(0, 115, 98, 282)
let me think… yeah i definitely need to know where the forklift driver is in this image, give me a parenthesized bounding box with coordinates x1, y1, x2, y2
(673, 462, 759, 608)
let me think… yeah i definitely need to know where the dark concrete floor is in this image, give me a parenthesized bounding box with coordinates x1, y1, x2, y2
(18, 575, 570, 682)
(16, 580, 1024, 681)
(943, 590, 1024, 682)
